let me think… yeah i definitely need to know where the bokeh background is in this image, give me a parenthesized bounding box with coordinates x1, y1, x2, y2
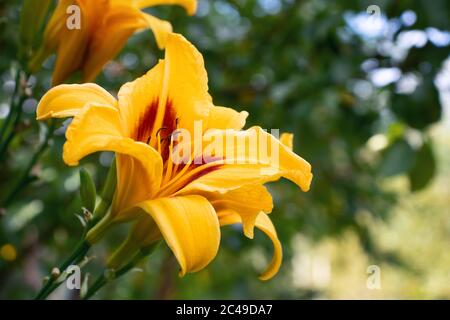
(1, 0, 449, 299)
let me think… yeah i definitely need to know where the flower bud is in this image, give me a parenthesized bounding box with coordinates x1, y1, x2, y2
(19, 0, 52, 56)
(50, 267, 60, 279)
(79, 168, 97, 213)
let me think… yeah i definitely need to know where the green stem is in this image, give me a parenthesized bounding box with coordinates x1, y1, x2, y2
(1, 120, 55, 208)
(0, 94, 27, 161)
(83, 191, 112, 237)
(0, 69, 30, 159)
(82, 158, 116, 231)
(96, 158, 116, 216)
(35, 241, 90, 300)
(106, 236, 139, 269)
(84, 159, 117, 242)
(83, 245, 157, 300)
(0, 73, 19, 141)
(85, 212, 115, 244)
(34, 202, 112, 300)
(82, 274, 107, 300)
(0, 70, 21, 146)
(34, 157, 117, 299)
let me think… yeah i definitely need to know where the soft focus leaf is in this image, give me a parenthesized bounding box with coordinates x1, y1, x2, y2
(392, 78, 442, 130)
(408, 141, 436, 191)
(19, 0, 51, 54)
(79, 168, 97, 213)
(378, 139, 415, 177)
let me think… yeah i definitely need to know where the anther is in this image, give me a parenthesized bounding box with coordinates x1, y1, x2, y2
(155, 127, 168, 138)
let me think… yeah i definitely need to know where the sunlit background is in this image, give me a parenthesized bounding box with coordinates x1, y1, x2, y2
(1, 0, 449, 299)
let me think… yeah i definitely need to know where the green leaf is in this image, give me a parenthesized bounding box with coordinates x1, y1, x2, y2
(408, 142, 436, 191)
(391, 77, 441, 130)
(80, 273, 90, 299)
(378, 139, 415, 177)
(79, 168, 97, 213)
(19, 0, 52, 53)
(100, 158, 117, 203)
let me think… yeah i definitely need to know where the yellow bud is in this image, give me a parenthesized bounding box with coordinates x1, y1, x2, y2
(0, 244, 17, 262)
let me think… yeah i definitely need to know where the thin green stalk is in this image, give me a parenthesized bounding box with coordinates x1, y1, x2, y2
(83, 244, 159, 300)
(36, 242, 90, 300)
(34, 214, 107, 301)
(82, 273, 107, 300)
(84, 202, 108, 234)
(0, 94, 27, 161)
(80, 158, 116, 234)
(35, 241, 90, 300)
(0, 70, 21, 145)
(1, 121, 55, 207)
(34, 162, 117, 299)
(33, 204, 110, 300)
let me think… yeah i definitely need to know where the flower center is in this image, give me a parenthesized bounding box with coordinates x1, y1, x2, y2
(133, 99, 223, 197)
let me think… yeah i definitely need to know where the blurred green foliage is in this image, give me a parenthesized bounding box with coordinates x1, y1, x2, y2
(0, 0, 449, 299)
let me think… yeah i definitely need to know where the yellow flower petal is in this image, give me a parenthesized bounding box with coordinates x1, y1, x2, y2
(280, 132, 293, 150)
(28, 0, 70, 73)
(122, 33, 215, 151)
(207, 106, 249, 130)
(62, 103, 163, 211)
(133, 195, 220, 275)
(133, 0, 197, 15)
(82, 5, 151, 82)
(32, 0, 196, 84)
(51, 1, 95, 85)
(117, 60, 165, 139)
(63, 103, 122, 165)
(141, 13, 173, 49)
(178, 126, 312, 194)
(36, 83, 117, 120)
(31, 0, 107, 84)
(41, 0, 72, 47)
(114, 153, 163, 214)
(156, 33, 213, 138)
(191, 184, 273, 239)
(219, 211, 282, 280)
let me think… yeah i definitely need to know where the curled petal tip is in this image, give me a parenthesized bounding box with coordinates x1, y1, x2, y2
(187, 1, 198, 15)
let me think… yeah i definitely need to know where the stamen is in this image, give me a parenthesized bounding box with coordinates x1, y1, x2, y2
(158, 161, 223, 197)
(155, 126, 167, 138)
(169, 131, 181, 181)
(167, 141, 197, 182)
(157, 130, 162, 154)
(157, 140, 207, 197)
(162, 133, 176, 186)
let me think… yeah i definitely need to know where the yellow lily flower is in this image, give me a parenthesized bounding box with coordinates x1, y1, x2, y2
(29, 0, 197, 86)
(36, 33, 313, 280)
